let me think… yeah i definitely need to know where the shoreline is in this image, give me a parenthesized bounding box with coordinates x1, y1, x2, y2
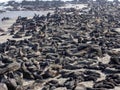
(0, 4, 87, 43)
(0, 18, 16, 31)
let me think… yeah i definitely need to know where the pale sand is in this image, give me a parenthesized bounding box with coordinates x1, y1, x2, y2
(0, 18, 16, 32)
(112, 48, 120, 52)
(114, 28, 120, 33)
(0, 18, 33, 43)
(0, 35, 12, 43)
(60, 4, 87, 10)
(0, 18, 16, 43)
(97, 54, 111, 64)
(0, 34, 32, 44)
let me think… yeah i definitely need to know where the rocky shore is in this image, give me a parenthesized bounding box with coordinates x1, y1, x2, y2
(0, 0, 120, 90)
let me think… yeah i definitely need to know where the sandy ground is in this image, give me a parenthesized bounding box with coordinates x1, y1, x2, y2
(0, 18, 33, 43)
(60, 4, 88, 10)
(0, 19, 15, 43)
(114, 28, 120, 33)
(0, 18, 16, 31)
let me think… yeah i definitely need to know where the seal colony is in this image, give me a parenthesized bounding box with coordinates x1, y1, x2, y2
(0, 0, 120, 90)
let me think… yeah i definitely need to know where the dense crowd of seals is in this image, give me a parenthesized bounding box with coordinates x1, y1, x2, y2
(0, 0, 120, 90)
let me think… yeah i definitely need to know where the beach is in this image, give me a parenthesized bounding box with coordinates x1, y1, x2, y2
(0, 2, 120, 90)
